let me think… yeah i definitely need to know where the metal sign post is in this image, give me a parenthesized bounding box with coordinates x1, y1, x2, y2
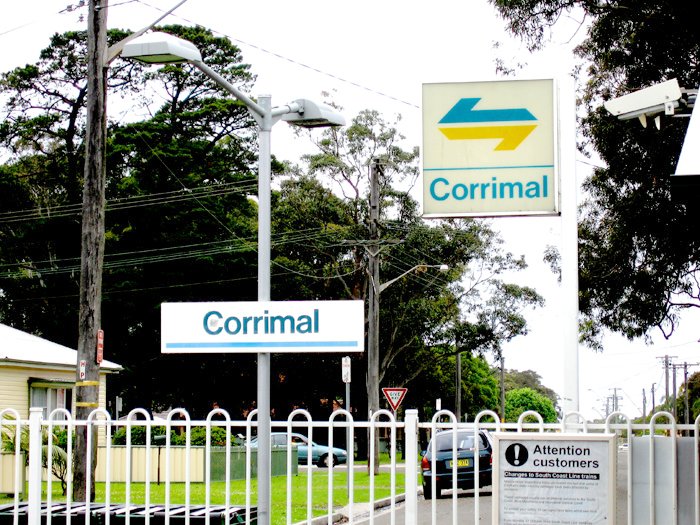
(342, 356, 351, 497)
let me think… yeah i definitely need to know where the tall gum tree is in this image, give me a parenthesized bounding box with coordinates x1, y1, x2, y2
(292, 108, 544, 430)
(0, 26, 261, 412)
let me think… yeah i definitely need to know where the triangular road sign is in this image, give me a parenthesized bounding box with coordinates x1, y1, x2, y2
(382, 387, 408, 411)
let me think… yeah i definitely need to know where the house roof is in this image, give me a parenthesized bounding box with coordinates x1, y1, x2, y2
(0, 323, 122, 372)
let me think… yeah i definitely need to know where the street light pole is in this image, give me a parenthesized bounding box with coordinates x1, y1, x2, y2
(122, 32, 344, 525)
(256, 94, 273, 520)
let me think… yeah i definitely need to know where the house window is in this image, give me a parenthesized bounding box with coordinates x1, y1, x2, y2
(29, 380, 73, 418)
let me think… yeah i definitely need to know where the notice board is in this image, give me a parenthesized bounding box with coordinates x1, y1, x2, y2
(493, 433, 616, 525)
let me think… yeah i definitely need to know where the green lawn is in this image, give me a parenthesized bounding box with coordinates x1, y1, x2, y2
(1, 471, 409, 525)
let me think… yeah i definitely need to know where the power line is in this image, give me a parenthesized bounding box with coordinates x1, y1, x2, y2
(0, 179, 257, 223)
(133, 0, 420, 109)
(0, 4, 433, 287)
(0, 225, 363, 279)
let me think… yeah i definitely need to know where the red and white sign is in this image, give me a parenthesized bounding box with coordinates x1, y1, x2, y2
(96, 329, 104, 364)
(382, 387, 407, 411)
(79, 360, 87, 380)
(341, 356, 351, 383)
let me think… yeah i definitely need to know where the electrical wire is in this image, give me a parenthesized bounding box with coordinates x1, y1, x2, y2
(132, 0, 420, 109)
(0, 180, 257, 223)
(0, 1, 437, 287)
(0, 227, 344, 276)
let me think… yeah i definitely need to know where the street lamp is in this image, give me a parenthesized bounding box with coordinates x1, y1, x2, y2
(122, 31, 345, 525)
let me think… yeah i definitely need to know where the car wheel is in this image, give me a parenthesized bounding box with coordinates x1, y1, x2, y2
(318, 454, 337, 468)
(423, 483, 432, 500)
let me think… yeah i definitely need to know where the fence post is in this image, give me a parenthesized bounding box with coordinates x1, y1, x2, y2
(28, 407, 43, 525)
(404, 409, 419, 525)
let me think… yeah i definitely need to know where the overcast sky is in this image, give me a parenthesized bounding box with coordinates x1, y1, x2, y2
(2, 0, 698, 420)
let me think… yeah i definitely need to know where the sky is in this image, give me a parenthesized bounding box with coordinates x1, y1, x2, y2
(2, 0, 698, 421)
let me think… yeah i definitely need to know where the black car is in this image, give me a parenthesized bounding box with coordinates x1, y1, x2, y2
(420, 429, 493, 499)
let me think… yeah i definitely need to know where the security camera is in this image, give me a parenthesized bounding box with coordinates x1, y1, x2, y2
(604, 79, 682, 128)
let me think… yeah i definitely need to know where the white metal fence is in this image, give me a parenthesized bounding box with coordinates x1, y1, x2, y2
(1, 407, 699, 525)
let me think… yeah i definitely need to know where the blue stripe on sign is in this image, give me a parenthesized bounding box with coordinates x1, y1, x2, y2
(166, 341, 359, 349)
(438, 98, 537, 124)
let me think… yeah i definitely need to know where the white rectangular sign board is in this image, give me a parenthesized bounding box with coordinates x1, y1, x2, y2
(493, 433, 615, 525)
(161, 300, 364, 354)
(422, 78, 559, 217)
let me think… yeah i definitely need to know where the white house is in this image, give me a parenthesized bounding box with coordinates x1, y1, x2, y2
(0, 323, 121, 419)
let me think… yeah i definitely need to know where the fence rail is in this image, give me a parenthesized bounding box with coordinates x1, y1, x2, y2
(1, 407, 699, 525)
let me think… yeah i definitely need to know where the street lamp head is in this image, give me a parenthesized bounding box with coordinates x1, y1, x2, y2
(438, 264, 449, 272)
(121, 31, 202, 64)
(281, 98, 346, 128)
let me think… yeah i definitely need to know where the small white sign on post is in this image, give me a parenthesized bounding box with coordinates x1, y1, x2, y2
(341, 356, 351, 383)
(161, 300, 364, 354)
(493, 433, 616, 525)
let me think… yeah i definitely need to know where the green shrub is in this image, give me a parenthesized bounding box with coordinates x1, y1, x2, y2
(111, 425, 167, 445)
(1, 415, 69, 495)
(171, 426, 229, 446)
(112, 425, 238, 446)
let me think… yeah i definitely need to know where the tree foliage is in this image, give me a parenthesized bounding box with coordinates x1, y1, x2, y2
(491, 0, 700, 345)
(459, 354, 500, 417)
(0, 27, 544, 418)
(1, 416, 70, 494)
(0, 26, 261, 411)
(505, 387, 557, 423)
(296, 108, 544, 413)
(674, 371, 700, 423)
(504, 369, 559, 412)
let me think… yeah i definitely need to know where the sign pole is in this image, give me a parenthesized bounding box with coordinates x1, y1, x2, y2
(341, 356, 352, 497)
(560, 78, 580, 414)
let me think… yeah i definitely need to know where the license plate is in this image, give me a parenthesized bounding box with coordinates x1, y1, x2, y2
(448, 458, 471, 468)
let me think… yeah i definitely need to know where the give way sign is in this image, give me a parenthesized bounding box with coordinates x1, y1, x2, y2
(382, 387, 408, 411)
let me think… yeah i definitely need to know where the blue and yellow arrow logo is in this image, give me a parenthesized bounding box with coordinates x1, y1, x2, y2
(438, 98, 537, 151)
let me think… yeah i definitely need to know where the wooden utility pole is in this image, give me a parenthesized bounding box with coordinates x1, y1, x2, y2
(74, 0, 108, 501)
(500, 353, 506, 420)
(684, 363, 689, 425)
(672, 363, 678, 417)
(366, 160, 381, 475)
(70, 0, 190, 502)
(455, 352, 461, 422)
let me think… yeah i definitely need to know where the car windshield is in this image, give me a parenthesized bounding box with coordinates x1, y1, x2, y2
(432, 432, 482, 452)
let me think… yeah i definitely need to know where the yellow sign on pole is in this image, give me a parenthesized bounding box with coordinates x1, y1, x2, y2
(422, 79, 558, 217)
